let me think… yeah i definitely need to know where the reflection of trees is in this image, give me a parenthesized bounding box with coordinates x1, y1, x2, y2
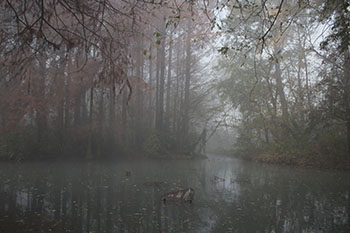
(0, 160, 349, 233)
(209, 161, 350, 233)
(0, 161, 202, 232)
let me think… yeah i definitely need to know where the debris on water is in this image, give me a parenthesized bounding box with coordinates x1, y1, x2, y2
(213, 176, 225, 182)
(162, 188, 194, 204)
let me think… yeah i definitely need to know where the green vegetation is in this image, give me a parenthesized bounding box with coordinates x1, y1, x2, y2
(216, 0, 350, 169)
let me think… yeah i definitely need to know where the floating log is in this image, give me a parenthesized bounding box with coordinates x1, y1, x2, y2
(162, 188, 194, 203)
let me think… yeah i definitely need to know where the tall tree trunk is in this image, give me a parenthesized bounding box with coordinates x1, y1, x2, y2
(74, 93, 81, 126)
(296, 35, 305, 129)
(64, 73, 70, 130)
(86, 87, 94, 159)
(55, 54, 68, 155)
(97, 87, 104, 157)
(301, 39, 311, 107)
(63, 54, 71, 154)
(156, 18, 166, 133)
(177, 41, 185, 150)
(36, 56, 48, 149)
(182, 20, 192, 152)
(148, 45, 154, 128)
(173, 40, 181, 135)
(109, 87, 116, 150)
(135, 34, 144, 147)
(347, 113, 350, 157)
(121, 88, 128, 149)
(274, 47, 288, 122)
(344, 50, 350, 157)
(155, 44, 160, 131)
(81, 93, 88, 124)
(165, 32, 173, 131)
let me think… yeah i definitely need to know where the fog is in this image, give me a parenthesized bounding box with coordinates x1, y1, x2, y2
(0, 0, 349, 232)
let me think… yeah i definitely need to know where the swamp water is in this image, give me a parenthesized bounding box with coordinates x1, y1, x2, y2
(0, 154, 349, 233)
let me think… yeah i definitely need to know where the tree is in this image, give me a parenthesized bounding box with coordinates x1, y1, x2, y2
(318, 0, 350, 157)
(215, 0, 350, 166)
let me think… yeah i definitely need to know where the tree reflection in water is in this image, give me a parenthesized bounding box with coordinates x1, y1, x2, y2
(0, 157, 349, 233)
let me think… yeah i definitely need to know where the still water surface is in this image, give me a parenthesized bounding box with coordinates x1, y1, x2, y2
(0, 154, 349, 233)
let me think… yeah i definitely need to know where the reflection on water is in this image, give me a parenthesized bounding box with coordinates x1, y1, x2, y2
(0, 155, 349, 233)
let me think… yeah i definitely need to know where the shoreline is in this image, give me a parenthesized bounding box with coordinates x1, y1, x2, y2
(232, 152, 350, 171)
(0, 151, 208, 163)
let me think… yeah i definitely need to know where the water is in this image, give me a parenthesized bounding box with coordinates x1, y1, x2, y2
(0, 154, 349, 233)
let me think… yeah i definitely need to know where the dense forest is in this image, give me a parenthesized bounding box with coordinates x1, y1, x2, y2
(215, 0, 350, 168)
(0, 0, 216, 160)
(0, 0, 349, 168)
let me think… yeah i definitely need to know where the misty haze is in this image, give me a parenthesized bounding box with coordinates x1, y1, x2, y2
(0, 0, 349, 232)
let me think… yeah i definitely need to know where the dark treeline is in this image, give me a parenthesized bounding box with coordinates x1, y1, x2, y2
(0, 0, 215, 160)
